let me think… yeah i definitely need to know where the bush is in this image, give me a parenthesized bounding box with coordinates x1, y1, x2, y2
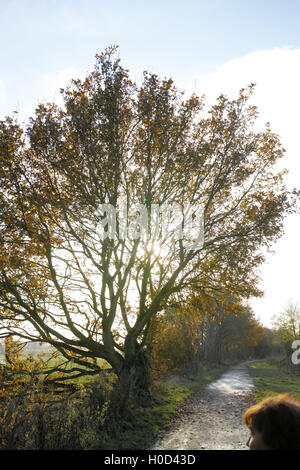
(0, 372, 118, 450)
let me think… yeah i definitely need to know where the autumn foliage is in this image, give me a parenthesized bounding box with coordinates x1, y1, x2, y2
(0, 46, 298, 413)
(149, 292, 264, 373)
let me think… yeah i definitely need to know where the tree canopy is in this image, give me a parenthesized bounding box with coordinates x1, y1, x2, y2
(0, 46, 298, 403)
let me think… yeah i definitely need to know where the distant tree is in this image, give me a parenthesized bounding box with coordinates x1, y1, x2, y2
(193, 298, 264, 363)
(273, 302, 300, 342)
(218, 304, 265, 360)
(0, 46, 298, 412)
(273, 301, 300, 363)
(149, 293, 273, 369)
(253, 327, 282, 358)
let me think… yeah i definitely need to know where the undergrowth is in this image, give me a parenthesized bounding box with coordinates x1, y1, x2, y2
(0, 363, 227, 450)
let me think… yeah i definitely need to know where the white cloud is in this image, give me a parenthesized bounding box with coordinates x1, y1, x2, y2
(195, 47, 300, 327)
(42, 66, 86, 107)
(196, 47, 300, 187)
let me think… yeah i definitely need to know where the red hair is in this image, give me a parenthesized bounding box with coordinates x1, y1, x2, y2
(244, 394, 300, 450)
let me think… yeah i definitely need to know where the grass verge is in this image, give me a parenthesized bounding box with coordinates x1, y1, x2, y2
(248, 360, 300, 403)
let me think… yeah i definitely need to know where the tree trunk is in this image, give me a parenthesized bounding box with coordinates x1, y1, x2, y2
(106, 347, 151, 424)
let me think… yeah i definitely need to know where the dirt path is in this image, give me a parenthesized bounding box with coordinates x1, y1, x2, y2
(151, 362, 255, 450)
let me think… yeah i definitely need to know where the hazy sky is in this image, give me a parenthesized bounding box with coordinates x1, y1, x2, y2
(0, 0, 299, 327)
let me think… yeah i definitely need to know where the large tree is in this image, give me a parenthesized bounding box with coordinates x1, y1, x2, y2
(0, 46, 298, 408)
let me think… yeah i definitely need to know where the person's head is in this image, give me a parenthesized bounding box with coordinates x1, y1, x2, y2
(243, 393, 300, 450)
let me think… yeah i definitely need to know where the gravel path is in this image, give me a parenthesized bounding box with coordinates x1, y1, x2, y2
(151, 362, 255, 450)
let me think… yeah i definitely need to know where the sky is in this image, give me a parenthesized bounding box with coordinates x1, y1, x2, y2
(0, 0, 299, 328)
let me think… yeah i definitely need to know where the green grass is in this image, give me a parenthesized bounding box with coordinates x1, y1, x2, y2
(18, 350, 111, 385)
(248, 361, 300, 403)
